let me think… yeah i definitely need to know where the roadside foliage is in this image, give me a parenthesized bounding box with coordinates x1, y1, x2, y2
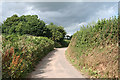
(66, 16, 118, 78)
(2, 34, 54, 78)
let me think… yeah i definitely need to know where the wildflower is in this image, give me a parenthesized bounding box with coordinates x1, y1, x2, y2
(15, 55, 20, 67)
(5, 49, 9, 57)
(10, 47, 14, 54)
(12, 55, 16, 64)
(19, 58, 23, 63)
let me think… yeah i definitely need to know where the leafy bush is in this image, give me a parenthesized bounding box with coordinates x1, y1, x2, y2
(2, 34, 54, 78)
(54, 40, 70, 48)
(68, 16, 118, 56)
(61, 40, 70, 47)
(54, 42, 62, 48)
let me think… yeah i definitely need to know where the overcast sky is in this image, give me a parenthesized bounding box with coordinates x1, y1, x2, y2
(1, 2, 118, 35)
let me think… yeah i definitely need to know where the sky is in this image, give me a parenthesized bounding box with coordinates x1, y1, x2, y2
(1, 1, 119, 35)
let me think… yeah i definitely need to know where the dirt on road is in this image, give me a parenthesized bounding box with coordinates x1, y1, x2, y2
(27, 48, 86, 78)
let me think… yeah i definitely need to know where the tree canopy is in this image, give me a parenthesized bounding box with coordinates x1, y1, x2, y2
(46, 23, 66, 42)
(2, 14, 50, 37)
(1, 14, 66, 43)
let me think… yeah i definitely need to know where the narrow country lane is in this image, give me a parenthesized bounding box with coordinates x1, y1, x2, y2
(27, 48, 86, 78)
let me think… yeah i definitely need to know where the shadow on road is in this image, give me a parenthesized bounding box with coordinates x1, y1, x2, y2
(27, 49, 58, 78)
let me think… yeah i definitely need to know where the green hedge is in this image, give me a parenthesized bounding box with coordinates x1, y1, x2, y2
(2, 34, 54, 78)
(54, 40, 70, 48)
(61, 40, 70, 47)
(67, 16, 118, 78)
(68, 16, 118, 56)
(54, 42, 62, 48)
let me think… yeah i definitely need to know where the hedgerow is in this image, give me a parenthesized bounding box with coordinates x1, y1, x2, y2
(2, 34, 54, 78)
(66, 16, 118, 78)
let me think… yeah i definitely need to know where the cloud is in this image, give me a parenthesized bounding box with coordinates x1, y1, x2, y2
(2, 2, 28, 20)
(87, 3, 118, 22)
(1, 2, 118, 35)
(65, 22, 87, 35)
(24, 6, 38, 15)
(78, 22, 87, 26)
(65, 3, 118, 35)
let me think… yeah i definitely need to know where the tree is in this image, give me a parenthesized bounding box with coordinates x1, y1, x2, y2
(2, 14, 49, 36)
(46, 23, 66, 42)
(2, 14, 19, 34)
